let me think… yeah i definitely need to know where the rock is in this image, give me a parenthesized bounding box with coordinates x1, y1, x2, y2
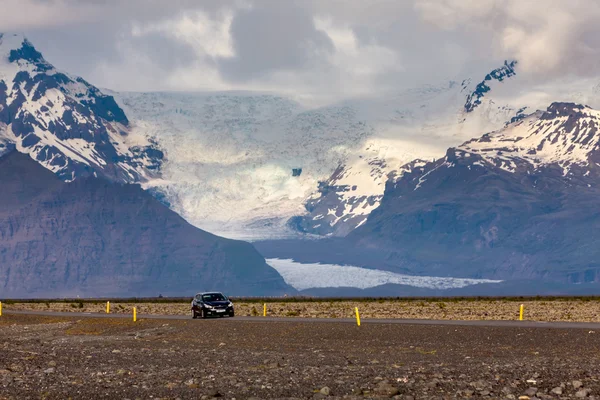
(111, 350, 121, 354)
(374, 381, 399, 397)
(320, 387, 331, 396)
(574, 381, 584, 389)
(479, 390, 491, 396)
(551, 387, 563, 395)
(576, 389, 592, 398)
(48, 361, 57, 367)
(43, 367, 55, 374)
(518, 396, 530, 400)
(426, 380, 439, 388)
(206, 389, 222, 397)
(525, 388, 538, 396)
(185, 378, 199, 388)
(8, 364, 23, 373)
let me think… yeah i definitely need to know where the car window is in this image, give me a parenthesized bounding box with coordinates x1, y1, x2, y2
(202, 293, 226, 302)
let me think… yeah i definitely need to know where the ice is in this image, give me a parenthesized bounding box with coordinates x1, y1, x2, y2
(267, 258, 502, 291)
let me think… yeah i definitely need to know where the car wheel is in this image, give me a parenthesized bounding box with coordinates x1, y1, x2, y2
(192, 309, 197, 319)
(201, 309, 207, 319)
(229, 311, 235, 318)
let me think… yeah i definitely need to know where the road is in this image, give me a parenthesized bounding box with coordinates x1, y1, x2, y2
(5, 308, 600, 329)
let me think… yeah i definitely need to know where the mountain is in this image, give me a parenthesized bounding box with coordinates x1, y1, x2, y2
(0, 33, 162, 183)
(115, 63, 530, 240)
(463, 60, 517, 113)
(0, 151, 292, 297)
(344, 102, 600, 283)
(288, 63, 522, 237)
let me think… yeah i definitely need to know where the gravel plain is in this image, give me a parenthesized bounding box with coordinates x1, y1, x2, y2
(1, 312, 600, 399)
(6, 299, 600, 322)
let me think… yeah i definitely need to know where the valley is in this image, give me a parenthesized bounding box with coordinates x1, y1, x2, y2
(2, 33, 600, 296)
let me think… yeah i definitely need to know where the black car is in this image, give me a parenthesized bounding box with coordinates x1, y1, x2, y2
(191, 292, 234, 318)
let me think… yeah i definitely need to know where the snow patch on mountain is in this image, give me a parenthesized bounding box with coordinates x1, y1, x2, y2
(289, 139, 434, 236)
(461, 103, 600, 174)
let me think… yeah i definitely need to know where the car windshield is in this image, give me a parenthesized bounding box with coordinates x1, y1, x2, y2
(202, 293, 226, 302)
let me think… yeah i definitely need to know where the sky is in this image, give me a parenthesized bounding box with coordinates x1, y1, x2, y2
(3, 0, 600, 105)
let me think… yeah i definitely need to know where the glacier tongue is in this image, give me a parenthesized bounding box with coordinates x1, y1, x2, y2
(267, 258, 502, 290)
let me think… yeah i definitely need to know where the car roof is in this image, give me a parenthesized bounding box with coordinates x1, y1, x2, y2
(196, 292, 224, 296)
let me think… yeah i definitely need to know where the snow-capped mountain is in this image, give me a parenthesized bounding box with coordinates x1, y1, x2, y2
(345, 102, 600, 283)
(291, 62, 525, 237)
(0, 33, 162, 182)
(114, 61, 539, 239)
(459, 102, 600, 176)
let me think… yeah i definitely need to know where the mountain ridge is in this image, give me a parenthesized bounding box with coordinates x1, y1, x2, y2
(0, 33, 162, 183)
(344, 101, 600, 283)
(0, 150, 292, 297)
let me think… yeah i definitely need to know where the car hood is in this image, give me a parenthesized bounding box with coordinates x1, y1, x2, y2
(205, 301, 231, 307)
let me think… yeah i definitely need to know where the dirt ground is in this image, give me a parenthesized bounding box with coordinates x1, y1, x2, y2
(6, 299, 600, 322)
(1, 314, 600, 399)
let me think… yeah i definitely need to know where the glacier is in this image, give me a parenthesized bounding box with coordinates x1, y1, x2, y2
(267, 258, 502, 291)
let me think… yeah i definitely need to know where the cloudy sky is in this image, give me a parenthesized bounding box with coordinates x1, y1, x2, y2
(4, 0, 600, 104)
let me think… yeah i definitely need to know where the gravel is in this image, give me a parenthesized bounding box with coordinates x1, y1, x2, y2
(1, 314, 600, 399)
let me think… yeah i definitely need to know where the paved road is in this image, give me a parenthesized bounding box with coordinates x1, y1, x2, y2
(5, 309, 600, 329)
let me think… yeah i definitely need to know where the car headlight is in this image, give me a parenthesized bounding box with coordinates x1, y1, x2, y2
(205, 304, 214, 309)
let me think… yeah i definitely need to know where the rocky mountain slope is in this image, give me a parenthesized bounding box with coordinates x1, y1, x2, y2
(289, 63, 524, 237)
(0, 151, 292, 297)
(345, 102, 600, 283)
(0, 33, 162, 183)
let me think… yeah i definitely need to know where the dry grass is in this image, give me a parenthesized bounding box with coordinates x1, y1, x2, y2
(5, 298, 600, 322)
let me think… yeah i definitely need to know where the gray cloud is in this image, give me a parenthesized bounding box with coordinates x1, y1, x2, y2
(3, 0, 600, 102)
(218, 1, 334, 82)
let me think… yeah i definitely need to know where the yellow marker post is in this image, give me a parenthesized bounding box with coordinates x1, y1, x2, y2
(0, 301, 2, 317)
(106, 301, 110, 314)
(133, 307, 137, 322)
(263, 303, 267, 317)
(519, 304, 524, 321)
(355, 307, 361, 326)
